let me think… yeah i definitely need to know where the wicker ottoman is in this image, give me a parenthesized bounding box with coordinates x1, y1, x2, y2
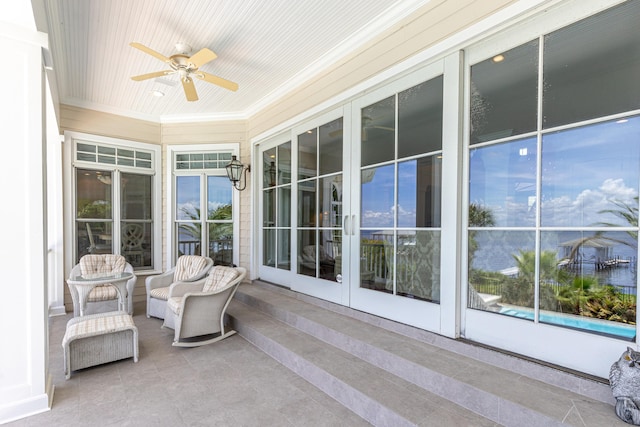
(62, 311, 138, 379)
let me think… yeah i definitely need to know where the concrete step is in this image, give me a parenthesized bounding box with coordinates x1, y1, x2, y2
(228, 281, 622, 427)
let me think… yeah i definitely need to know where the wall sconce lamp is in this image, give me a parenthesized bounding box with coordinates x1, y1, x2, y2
(225, 155, 251, 191)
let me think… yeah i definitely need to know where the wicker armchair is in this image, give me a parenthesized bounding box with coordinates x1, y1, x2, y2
(145, 255, 213, 319)
(68, 254, 137, 316)
(162, 266, 246, 347)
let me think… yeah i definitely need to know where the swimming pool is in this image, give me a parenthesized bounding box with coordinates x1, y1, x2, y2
(499, 307, 636, 340)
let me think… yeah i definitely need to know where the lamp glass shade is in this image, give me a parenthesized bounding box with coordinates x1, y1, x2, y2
(226, 155, 243, 183)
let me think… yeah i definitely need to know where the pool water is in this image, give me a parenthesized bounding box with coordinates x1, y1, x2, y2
(499, 308, 636, 340)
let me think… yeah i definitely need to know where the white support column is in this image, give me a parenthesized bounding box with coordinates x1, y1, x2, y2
(0, 11, 53, 424)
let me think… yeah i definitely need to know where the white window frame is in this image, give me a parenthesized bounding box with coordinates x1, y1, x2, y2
(63, 131, 162, 275)
(166, 143, 240, 269)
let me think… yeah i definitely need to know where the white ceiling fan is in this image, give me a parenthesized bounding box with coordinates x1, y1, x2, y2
(129, 42, 238, 102)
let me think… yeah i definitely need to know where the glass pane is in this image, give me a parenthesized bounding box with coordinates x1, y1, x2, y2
(298, 180, 317, 227)
(98, 146, 115, 155)
(361, 165, 394, 228)
(398, 76, 443, 158)
(177, 223, 201, 256)
(319, 118, 343, 175)
(277, 187, 291, 227)
(362, 96, 395, 166)
(468, 230, 535, 313)
(263, 229, 275, 267)
(396, 230, 440, 302)
(277, 229, 291, 271)
(398, 156, 442, 228)
(77, 221, 113, 262)
(541, 118, 640, 227)
(318, 175, 342, 228)
(209, 223, 233, 266)
(263, 189, 275, 227)
(121, 173, 151, 220)
(207, 176, 233, 220)
(278, 142, 292, 185)
(263, 148, 276, 188)
(298, 129, 317, 180)
(469, 138, 537, 227)
(298, 230, 317, 277)
(359, 231, 392, 291)
(470, 40, 539, 144)
(121, 222, 151, 269)
(77, 169, 112, 219)
(539, 230, 636, 340)
(77, 143, 96, 153)
(543, 2, 640, 129)
(176, 176, 200, 220)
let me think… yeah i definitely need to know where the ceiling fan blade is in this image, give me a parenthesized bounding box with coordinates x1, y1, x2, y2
(131, 70, 172, 81)
(130, 42, 170, 63)
(188, 48, 217, 68)
(195, 71, 239, 91)
(181, 77, 199, 101)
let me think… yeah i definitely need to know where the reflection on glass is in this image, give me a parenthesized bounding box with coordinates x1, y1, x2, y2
(398, 76, 443, 158)
(121, 173, 151, 220)
(209, 223, 233, 266)
(396, 231, 441, 302)
(277, 187, 291, 227)
(298, 129, 317, 180)
(319, 118, 343, 175)
(398, 157, 442, 227)
(359, 230, 392, 291)
(277, 229, 291, 271)
(538, 231, 636, 339)
(362, 96, 395, 166)
(470, 40, 538, 144)
(469, 138, 537, 227)
(298, 181, 317, 227)
(543, 1, 640, 129)
(207, 176, 232, 220)
(176, 176, 200, 220)
(263, 229, 275, 267)
(319, 175, 342, 228)
(263, 147, 276, 188)
(298, 230, 316, 277)
(467, 230, 535, 311)
(541, 118, 640, 227)
(278, 142, 292, 185)
(177, 223, 201, 256)
(77, 222, 113, 261)
(121, 222, 150, 268)
(263, 189, 275, 227)
(361, 165, 394, 228)
(77, 169, 112, 219)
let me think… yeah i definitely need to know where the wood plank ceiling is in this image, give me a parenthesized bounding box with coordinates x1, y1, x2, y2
(42, 0, 430, 122)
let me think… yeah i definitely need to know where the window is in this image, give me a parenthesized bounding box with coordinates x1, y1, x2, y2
(171, 147, 236, 266)
(72, 136, 158, 270)
(468, 1, 640, 340)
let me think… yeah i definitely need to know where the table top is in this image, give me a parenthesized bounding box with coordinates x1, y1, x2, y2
(68, 271, 133, 284)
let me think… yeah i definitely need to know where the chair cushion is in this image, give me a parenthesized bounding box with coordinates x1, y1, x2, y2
(80, 254, 126, 275)
(87, 284, 118, 302)
(174, 255, 208, 282)
(149, 286, 170, 301)
(202, 266, 239, 293)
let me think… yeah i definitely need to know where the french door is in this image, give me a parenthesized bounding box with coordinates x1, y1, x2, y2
(258, 108, 350, 305)
(257, 57, 455, 333)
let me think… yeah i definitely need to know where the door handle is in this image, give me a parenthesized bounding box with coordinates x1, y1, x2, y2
(351, 215, 356, 236)
(344, 215, 350, 236)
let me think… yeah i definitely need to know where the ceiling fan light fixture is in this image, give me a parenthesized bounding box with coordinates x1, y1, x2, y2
(150, 90, 165, 97)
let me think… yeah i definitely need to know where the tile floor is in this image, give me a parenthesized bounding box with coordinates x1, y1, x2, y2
(7, 303, 370, 427)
